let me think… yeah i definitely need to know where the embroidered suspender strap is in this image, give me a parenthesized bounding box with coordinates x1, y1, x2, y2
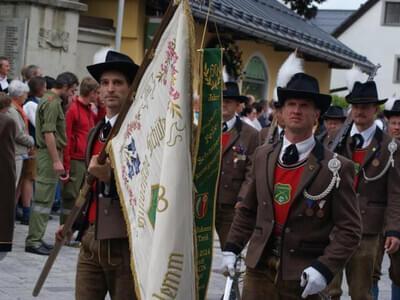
(303, 153, 342, 201)
(363, 138, 397, 182)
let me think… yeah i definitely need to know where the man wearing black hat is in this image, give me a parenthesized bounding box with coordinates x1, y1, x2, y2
(323, 105, 346, 136)
(372, 98, 400, 299)
(326, 81, 400, 300)
(221, 54, 361, 299)
(216, 80, 259, 250)
(317, 105, 347, 145)
(56, 49, 139, 299)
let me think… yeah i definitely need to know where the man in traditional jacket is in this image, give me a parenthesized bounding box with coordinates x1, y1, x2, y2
(317, 105, 347, 145)
(56, 49, 139, 299)
(222, 54, 362, 299)
(326, 80, 400, 300)
(216, 79, 259, 249)
(0, 92, 16, 259)
(372, 98, 400, 299)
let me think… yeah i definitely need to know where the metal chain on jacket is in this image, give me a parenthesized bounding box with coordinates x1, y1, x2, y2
(363, 138, 397, 182)
(303, 153, 342, 201)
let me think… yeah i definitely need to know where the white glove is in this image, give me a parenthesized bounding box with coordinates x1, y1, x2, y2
(300, 267, 327, 298)
(221, 251, 236, 277)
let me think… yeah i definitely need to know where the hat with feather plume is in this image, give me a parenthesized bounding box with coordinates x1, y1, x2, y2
(345, 65, 387, 104)
(276, 52, 331, 114)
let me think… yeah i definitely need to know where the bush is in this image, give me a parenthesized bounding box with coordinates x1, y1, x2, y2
(331, 94, 349, 109)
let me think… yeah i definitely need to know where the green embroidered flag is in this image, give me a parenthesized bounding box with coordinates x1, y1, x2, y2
(193, 48, 223, 300)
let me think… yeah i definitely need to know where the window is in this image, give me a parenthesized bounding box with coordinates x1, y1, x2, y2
(384, 2, 400, 25)
(394, 56, 400, 83)
(242, 55, 269, 100)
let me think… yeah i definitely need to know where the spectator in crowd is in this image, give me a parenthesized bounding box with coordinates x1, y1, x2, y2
(90, 89, 106, 123)
(44, 76, 56, 90)
(24, 77, 47, 142)
(0, 57, 11, 93)
(256, 100, 270, 128)
(25, 72, 78, 256)
(5, 80, 34, 203)
(61, 77, 98, 225)
(241, 105, 262, 131)
(18, 76, 47, 225)
(21, 64, 43, 83)
(246, 94, 256, 106)
(260, 99, 285, 145)
(0, 92, 16, 260)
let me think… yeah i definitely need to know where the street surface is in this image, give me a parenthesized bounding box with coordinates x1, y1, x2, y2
(0, 215, 392, 299)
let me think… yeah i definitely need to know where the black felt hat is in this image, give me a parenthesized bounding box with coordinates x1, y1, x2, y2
(345, 81, 387, 105)
(323, 105, 346, 120)
(383, 99, 400, 118)
(87, 50, 139, 84)
(277, 73, 332, 114)
(223, 82, 248, 103)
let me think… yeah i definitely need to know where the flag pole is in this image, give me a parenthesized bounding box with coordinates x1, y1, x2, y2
(32, 1, 179, 296)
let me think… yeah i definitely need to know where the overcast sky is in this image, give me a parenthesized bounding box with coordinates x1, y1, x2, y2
(316, 0, 368, 10)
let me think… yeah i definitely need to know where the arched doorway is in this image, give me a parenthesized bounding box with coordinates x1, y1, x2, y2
(242, 54, 269, 101)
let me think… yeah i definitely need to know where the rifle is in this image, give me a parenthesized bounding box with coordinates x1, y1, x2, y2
(328, 63, 381, 152)
(32, 2, 178, 296)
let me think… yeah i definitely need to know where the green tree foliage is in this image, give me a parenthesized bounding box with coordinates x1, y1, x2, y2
(331, 94, 349, 109)
(283, 0, 327, 19)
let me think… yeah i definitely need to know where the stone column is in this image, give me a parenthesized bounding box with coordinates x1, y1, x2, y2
(0, 0, 87, 79)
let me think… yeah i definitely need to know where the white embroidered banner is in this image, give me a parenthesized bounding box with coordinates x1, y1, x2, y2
(109, 2, 196, 299)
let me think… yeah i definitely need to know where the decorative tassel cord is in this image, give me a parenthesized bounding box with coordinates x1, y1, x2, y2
(363, 138, 397, 182)
(303, 153, 341, 201)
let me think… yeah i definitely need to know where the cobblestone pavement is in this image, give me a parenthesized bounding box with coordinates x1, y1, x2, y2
(0, 215, 392, 299)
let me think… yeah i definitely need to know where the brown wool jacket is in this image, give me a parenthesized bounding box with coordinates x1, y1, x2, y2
(217, 117, 259, 205)
(259, 124, 281, 146)
(0, 115, 16, 252)
(224, 139, 362, 283)
(74, 119, 127, 241)
(327, 126, 400, 237)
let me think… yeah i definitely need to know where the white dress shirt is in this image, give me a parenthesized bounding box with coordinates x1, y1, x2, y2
(279, 134, 315, 163)
(0, 76, 8, 91)
(224, 116, 236, 132)
(350, 123, 376, 149)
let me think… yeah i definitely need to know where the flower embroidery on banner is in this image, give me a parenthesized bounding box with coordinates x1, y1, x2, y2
(156, 38, 182, 119)
(121, 111, 142, 204)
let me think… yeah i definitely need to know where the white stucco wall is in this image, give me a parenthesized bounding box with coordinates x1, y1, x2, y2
(330, 0, 400, 99)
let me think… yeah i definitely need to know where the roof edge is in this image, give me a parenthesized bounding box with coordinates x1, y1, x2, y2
(191, 7, 375, 73)
(332, 0, 379, 37)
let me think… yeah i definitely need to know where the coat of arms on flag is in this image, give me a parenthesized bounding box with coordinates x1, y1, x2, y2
(109, 1, 196, 299)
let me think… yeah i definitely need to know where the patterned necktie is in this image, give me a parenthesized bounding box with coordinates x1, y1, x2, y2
(101, 121, 112, 141)
(351, 133, 364, 150)
(282, 144, 299, 165)
(222, 122, 228, 133)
